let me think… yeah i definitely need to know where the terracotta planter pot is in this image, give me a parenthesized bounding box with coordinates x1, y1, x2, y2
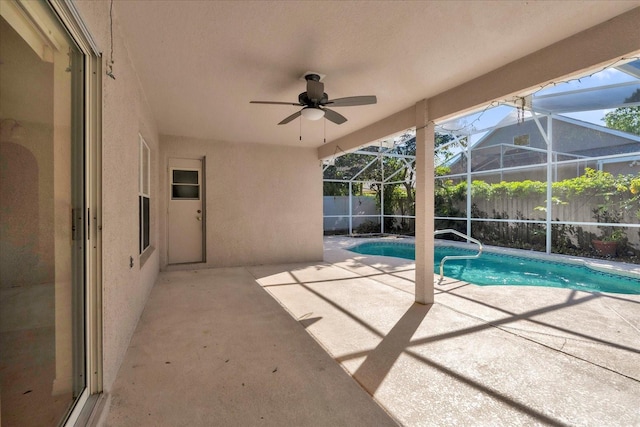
(592, 239, 617, 257)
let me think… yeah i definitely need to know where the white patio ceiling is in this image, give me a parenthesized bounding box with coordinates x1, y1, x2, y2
(112, 1, 640, 148)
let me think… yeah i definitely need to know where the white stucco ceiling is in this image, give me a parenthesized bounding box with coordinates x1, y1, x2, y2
(113, 1, 640, 147)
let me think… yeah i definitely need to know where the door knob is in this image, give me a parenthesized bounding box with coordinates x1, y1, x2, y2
(196, 216, 201, 221)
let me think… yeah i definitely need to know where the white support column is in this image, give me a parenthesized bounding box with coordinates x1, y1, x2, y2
(348, 181, 353, 235)
(380, 150, 385, 234)
(415, 100, 435, 304)
(546, 116, 553, 254)
(533, 111, 554, 255)
(380, 188, 385, 233)
(466, 139, 472, 239)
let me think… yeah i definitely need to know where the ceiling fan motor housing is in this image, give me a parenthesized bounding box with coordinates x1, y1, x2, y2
(302, 73, 328, 105)
(299, 92, 328, 106)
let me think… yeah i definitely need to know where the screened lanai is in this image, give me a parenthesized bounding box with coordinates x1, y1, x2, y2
(323, 59, 640, 264)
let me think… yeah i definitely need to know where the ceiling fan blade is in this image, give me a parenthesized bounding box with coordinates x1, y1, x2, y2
(326, 95, 377, 107)
(323, 108, 347, 125)
(250, 101, 302, 106)
(307, 79, 324, 101)
(278, 110, 302, 125)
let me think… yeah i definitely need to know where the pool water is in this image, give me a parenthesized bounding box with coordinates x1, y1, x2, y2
(348, 242, 640, 294)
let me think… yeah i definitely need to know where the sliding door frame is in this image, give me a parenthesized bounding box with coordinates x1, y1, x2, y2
(45, 0, 103, 424)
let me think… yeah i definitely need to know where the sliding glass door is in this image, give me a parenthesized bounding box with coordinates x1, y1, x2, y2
(0, 2, 88, 425)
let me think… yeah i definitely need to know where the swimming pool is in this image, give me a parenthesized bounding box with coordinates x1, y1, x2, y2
(348, 241, 640, 294)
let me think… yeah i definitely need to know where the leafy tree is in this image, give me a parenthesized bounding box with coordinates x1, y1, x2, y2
(603, 105, 640, 135)
(323, 152, 377, 196)
(323, 132, 467, 233)
(603, 89, 640, 135)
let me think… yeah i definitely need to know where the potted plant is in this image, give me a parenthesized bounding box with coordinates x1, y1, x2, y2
(591, 206, 625, 257)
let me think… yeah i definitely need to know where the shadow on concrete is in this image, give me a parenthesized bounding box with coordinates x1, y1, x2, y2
(252, 261, 639, 426)
(299, 316, 322, 328)
(278, 270, 572, 425)
(353, 303, 432, 394)
(435, 286, 640, 355)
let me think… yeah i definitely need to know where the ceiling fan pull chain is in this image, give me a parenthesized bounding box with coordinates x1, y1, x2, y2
(299, 116, 302, 141)
(323, 118, 326, 143)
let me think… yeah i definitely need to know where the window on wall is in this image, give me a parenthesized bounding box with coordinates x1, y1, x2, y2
(513, 134, 530, 146)
(139, 135, 150, 254)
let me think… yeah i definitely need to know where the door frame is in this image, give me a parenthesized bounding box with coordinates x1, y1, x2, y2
(52, 0, 104, 423)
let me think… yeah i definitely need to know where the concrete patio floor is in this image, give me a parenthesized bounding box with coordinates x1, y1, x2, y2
(105, 237, 640, 426)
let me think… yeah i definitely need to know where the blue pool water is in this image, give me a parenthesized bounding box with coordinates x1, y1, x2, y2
(348, 242, 640, 294)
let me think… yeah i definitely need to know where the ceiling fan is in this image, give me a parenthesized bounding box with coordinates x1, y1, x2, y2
(250, 73, 377, 125)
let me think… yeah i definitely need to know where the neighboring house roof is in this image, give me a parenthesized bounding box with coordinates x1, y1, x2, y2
(444, 113, 640, 174)
(484, 114, 638, 150)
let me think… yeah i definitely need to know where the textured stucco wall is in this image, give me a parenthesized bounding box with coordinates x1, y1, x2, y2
(160, 136, 323, 269)
(75, 1, 160, 392)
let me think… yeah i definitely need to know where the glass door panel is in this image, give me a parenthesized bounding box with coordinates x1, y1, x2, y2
(0, 3, 86, 425)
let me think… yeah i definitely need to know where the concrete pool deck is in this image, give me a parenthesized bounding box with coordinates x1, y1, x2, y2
(104, 236, 640, 426)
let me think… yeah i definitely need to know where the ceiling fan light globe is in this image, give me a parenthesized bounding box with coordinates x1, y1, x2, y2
(301, 107, 325, 121)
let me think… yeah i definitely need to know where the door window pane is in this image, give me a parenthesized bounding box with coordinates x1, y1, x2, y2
(173, 170, 198, 184)
(172, 185, 200, 199)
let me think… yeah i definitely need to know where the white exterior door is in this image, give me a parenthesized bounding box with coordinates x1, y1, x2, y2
(168, 158, 204, 264)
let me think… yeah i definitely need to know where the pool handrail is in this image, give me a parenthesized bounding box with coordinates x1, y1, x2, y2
(434, 229, 483, 280)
